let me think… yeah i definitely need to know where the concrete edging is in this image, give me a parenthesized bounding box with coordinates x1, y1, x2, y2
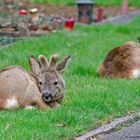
(75, 112, 140, 140)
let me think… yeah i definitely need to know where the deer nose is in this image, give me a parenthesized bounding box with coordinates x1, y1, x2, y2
(42, 92, 53, 102)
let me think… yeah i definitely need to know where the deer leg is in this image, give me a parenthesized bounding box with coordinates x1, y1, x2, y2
(48, 101, 60, 108)
(32, 97, 51, 110)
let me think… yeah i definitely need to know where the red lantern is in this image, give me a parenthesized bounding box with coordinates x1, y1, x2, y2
(97, 8, 103, 22)
(65, 17, 75, 30)
(19, 9, 28, 16)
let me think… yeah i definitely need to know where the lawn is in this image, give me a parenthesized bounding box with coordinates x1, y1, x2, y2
(1, 16, 140, 139)
(29, 0, 140, 6)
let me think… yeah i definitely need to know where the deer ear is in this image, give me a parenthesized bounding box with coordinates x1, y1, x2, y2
(49, 54, 59, 68)
(56, 56, 71, 73)
(29, 56, 41, 76)
(38, 55, 49, 69)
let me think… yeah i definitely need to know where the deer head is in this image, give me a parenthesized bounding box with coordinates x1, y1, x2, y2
(29, 54, 71, 103)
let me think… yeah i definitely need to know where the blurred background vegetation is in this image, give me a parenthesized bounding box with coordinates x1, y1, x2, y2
(29, 0, 140, 6)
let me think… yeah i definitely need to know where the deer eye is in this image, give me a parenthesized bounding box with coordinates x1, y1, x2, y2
(53, 81, 58, 85)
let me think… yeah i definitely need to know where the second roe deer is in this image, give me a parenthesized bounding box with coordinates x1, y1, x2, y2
(98, 41, 140, 79)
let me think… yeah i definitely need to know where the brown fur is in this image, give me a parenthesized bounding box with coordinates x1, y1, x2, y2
(98, 41, 140, 79)
(0, 54, 70, 110)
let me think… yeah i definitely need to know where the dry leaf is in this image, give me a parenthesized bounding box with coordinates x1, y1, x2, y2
(126, 110, 134, 115)
(5, 124, 11, 130)
(57, 123, 66, 128)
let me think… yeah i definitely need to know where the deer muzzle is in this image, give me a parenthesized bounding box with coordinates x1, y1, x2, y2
(42, 92, 54, 102)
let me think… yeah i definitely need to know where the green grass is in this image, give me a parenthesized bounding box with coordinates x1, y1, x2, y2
(29, 0, 140, 6)
(97, 0, 140, 6)
(1, 17, 140, 139)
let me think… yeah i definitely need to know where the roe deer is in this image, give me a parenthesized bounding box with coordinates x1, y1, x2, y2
(0, 54, 71, 110)
(98, 41, 140, 79)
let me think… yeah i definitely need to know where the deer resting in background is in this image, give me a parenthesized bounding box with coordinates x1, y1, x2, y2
(98, 41, 140, 79)
(0, 54, 70, 110)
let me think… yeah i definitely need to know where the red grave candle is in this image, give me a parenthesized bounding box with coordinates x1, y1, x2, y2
(65, 17, 75, 30)
(97, 8, 103, 22)
(19, 9, 28, 16)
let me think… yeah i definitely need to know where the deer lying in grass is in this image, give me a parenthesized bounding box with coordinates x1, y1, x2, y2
(0, 54, 70, 110)
(98, 41, 140, 79)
